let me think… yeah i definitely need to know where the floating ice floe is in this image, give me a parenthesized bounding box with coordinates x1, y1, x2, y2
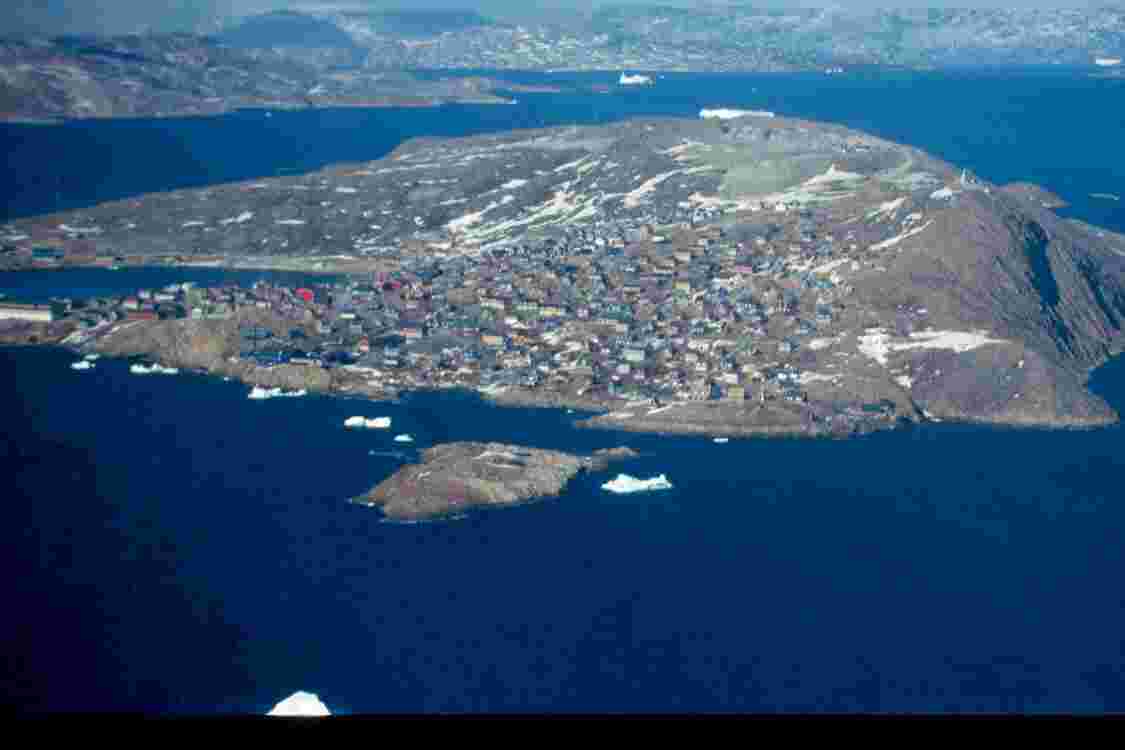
(344, 416, 391, 429)
(713, 438, 730, 444)
(248, 386, 305, 400)
(130, 363, 179, 375)
(699, 108, 776, 120)
(602, 474, 674, 494)
(83, 354, 100, 361)
(70, 360, 94, 371)
(268, 691, 331, 717)
(619, 73, 653, 86)
(394, 434, 414, 443)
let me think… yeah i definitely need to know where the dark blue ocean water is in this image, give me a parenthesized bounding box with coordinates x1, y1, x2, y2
(4, 72, 1125, 713)
(5, 347, 1125, 713)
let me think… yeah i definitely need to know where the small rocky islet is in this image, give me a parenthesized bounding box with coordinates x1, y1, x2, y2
(354, 443, 640, 520)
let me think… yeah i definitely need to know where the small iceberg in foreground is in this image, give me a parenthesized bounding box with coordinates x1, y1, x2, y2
(130, 363, 179, 375)
(268, 691, 331, 717)
(601, 474, 673, 494)
(70, 360, 94, 371)
(394, 434, 414, 443)
(713, 437, 729, 444)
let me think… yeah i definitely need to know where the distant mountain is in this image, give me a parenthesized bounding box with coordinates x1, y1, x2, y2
(219, 11, 357, 50)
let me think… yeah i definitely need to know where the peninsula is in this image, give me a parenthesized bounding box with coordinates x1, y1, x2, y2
(4, 113, 1125, 438)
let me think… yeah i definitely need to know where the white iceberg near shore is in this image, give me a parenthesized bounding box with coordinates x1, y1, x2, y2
(394, 434, 414, 443)
(249, 386, 305, 400)
(130, 363, 179, 375)
(700, 108, 775, 120)
(713, 438, 729, 444)
(601, 474, 673, 494)
(83, 354, 100, 362)
(619, 73, 653, 86)
(268, 691, 331, 717)
(70, 360, 94, 371)
(344, 416, 392, 429)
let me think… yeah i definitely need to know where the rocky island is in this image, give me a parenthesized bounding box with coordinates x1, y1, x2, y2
(4, 112, 1125, 438)
(354, 443, 639, 520)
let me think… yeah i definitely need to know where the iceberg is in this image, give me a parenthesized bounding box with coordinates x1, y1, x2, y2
(601, 474, 674, 494)
(700, 108, 775, 120)
(130, 363, 179, 375)
(70, 360, 94, 371)
(394, 434, 414, 443)
(619, 73, 653, 86)
(268, 691, 331, 717)
(345, 416, 392, 429)
(249, 386, 304, 400)
(83, 354, 100, 362)
(713, 438, 730, 444)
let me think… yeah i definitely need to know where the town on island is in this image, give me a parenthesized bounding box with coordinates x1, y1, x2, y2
(4, 110, 1125, 518)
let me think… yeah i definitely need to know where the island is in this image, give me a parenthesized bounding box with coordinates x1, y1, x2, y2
(353, 443, 639, 520)
(4, 112, 1125, 439)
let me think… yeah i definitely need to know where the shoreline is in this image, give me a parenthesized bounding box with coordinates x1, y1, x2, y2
(14, 333, 1119, 440)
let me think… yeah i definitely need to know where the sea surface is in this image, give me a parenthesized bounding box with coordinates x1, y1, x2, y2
(4, 71, 1125, 713)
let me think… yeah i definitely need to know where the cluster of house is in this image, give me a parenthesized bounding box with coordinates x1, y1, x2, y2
(19, 208, 872, 410)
